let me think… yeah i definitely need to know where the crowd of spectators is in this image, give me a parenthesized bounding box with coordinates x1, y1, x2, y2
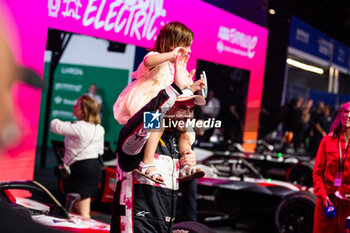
(259, 97, 341, 156)
(194, 91, 343, 157)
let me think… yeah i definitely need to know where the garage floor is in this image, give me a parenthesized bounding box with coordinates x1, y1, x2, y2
(34, 149, 275, 233)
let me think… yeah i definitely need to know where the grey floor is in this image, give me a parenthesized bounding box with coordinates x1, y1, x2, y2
(34, 148, 271, 233)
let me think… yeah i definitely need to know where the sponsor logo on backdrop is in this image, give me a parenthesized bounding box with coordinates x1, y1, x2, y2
(52, 110, 74, 118)
(48, 0, 61, 17)
(337, 47, 346, 63)
(296, 28, 309, 44)
(54, 83, 83, 92)
(217, 26, 258, 59)
(61, 67, 84, 75)
(318, 37, 332, 57)
(62, 0, 82, 20)
(54, 95, 62, 104)
(48, 0, 167, 41)
(63, 98, 78, 105)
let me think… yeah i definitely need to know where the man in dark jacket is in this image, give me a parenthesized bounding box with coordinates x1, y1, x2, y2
(110, 54, 205, 233)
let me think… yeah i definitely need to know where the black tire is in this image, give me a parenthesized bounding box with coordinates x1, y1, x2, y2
(275, 192, 316, 233)
(8, 203, 32, 220)
(173, 221, 215, 233)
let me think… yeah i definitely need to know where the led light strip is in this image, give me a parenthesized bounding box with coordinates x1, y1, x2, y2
(287, 58, 324, 74)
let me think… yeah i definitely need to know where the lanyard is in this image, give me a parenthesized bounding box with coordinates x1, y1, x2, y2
(338, 137, 350, 172)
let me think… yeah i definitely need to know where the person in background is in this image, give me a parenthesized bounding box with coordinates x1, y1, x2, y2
(299, 99, 313, 151)
(225, 104, 245, 143)
(309, 101, 330, 157)
(199, 90, 221, 141)
(0, 19, 61, 233)
(87, 83, 103, 117)
(201, 90, 220, 119)
(324, 105, 334, 129)
(313, 102, 350, 233)
(50, 95, 105, 218)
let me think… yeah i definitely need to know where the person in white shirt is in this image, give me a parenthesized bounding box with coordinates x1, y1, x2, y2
(87, 84, 103, 117)
(199, 90, 221, 141)
(50, 95, 105, 218)
(201, 90, 220, 118)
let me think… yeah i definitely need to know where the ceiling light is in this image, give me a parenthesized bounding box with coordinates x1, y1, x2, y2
(269, 9, 276, 15)
(286, 58, 324, 74)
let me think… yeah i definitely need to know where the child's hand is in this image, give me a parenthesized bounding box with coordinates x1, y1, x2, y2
(190, 79, 205, 93)
(171, 47, 189, 61)
(174, 54, 195, 90)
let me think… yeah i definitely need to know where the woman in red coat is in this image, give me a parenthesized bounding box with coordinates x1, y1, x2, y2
(313, 102, 350, 233)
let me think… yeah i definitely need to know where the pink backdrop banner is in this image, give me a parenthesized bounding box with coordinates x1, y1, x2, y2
(0, 0, 268, 181)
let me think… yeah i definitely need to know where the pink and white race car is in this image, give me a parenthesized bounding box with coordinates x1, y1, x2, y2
(0, 180, 110, 232)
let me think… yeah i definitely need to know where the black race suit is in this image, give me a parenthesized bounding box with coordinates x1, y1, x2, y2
(110, 84, 182, 233)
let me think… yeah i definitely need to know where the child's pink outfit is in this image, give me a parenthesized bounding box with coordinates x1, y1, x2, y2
(113, 51, 202, 183)
(114, 51, 176, 125)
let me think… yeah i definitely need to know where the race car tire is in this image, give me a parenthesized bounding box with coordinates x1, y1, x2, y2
(7, 203, 32, 220)
(173, 221, 215, 233)
(275, 192, 316, 233)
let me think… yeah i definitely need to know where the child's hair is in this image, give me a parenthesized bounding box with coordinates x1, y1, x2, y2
(79, 95, 101, 124)
(152, 22, 194, 53)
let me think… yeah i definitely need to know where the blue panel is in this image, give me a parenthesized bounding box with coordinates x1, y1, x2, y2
(289, 16, 333, 62)
(338, 95, 350, 104)
(309, 90, 336, 106)
(332, 40, 350, 70)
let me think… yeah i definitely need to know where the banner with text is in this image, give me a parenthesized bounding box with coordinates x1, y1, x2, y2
(0, 0, 268, 181)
